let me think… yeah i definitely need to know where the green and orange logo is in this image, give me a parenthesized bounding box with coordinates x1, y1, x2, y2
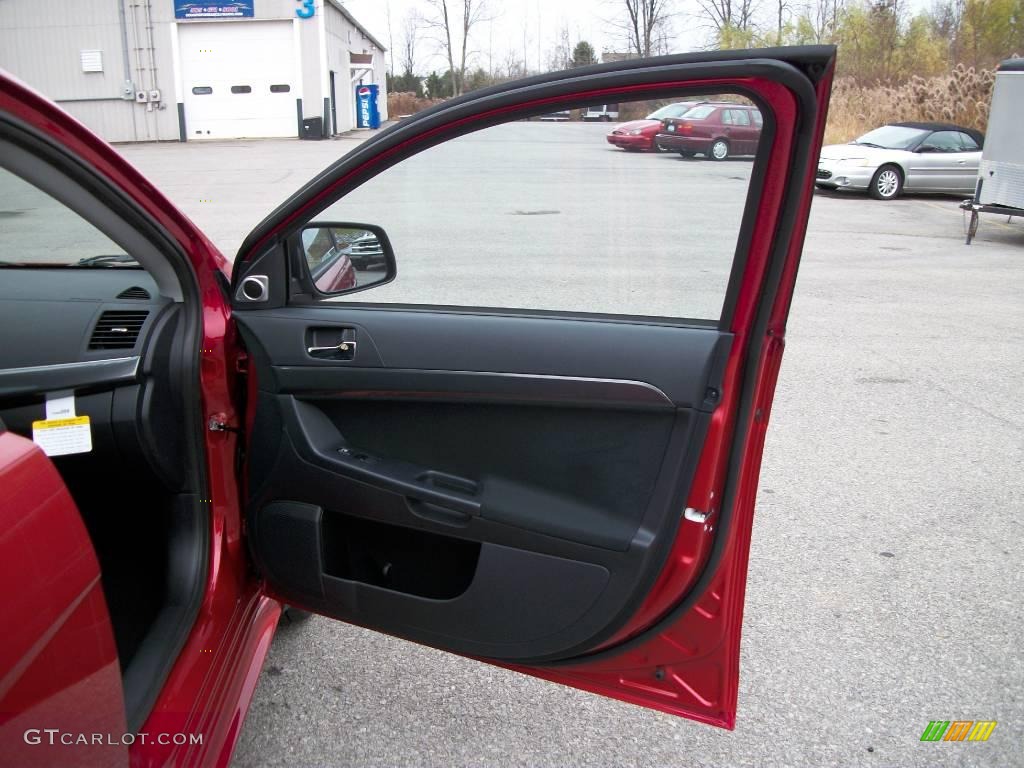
(920, 721, 997, 742)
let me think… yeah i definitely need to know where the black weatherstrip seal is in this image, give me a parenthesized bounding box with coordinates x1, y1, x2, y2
(544, 49, 835, 666)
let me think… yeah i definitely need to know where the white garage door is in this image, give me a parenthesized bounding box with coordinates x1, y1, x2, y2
(179, 21, 296, 140)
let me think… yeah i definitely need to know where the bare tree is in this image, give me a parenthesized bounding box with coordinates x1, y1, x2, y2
(776, 0, 790, 44)
(386, 1, 395, 75)
(487, 19, 494, 77)
(458, 0, 491, 92)
(503, 49, 526, 80)
(400, 11, 419, 76)
(547, 23, 573, 70)
(520, 3, 531, 76)
(737, 0, 760, 29)
(422, 0, 491, 96)
(809, 0, 845, 42)
(694, 0, 760, 40)
(694, 0, 728, 35)
(928, 0, 965, 62)
(613, 0, 674, 58)
(423, 0, 459, 95)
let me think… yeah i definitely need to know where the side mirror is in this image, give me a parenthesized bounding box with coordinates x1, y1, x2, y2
(916, 145, 937, 153)
(299, 223, 396, 296)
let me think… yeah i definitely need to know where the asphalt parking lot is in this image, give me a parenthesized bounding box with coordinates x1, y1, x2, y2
(117, 125, 1024, 768)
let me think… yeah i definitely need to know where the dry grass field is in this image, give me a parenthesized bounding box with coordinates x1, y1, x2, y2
(824, 64, 997, 143)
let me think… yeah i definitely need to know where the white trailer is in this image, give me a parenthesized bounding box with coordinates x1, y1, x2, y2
(961, 58, 1024, 243)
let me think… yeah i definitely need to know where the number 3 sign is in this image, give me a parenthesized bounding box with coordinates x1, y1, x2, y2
(296, 0, 315, 18)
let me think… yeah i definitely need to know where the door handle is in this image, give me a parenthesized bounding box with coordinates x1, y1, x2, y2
(407, 498, 473, 527)
(306, 327, 357, 359)
(307, 340, 356, 360)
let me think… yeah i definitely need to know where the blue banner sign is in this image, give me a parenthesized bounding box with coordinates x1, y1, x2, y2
(174, 1, 254, 19)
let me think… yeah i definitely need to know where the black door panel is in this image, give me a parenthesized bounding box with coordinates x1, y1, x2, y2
(238, 308, 728, 661)
(275, 394, 675, 551)
(255, 501, 612, 657)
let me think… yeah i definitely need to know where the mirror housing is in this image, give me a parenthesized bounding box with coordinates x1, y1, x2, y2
(298, 222, 396, 297)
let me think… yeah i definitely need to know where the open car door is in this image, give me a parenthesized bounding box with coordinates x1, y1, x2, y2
(231, 47, 835, 728)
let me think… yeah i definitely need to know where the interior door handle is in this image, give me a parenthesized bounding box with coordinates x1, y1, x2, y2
(407, 498, 473, 527)
(307, 340, 356, 358)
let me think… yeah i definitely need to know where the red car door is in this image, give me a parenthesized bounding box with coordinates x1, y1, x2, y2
(0, 428, 128, 766)
(231, 46, 835, 729)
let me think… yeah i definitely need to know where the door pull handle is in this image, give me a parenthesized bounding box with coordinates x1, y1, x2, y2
(307, 341, 356, 358)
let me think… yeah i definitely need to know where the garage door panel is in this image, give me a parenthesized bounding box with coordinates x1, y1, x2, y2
(180, 21, 296, 140)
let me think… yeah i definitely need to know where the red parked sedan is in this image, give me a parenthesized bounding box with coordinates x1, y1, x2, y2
(605, 101, 703, 152)
(656, 102, 765, 160)
(0, 45, 834, 767)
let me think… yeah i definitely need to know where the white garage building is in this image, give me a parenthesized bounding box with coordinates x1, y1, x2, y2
(0, 0, 387, 142)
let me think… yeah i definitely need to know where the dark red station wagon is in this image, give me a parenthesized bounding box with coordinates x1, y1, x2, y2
(656, 102, 765, 160)
(0, 45, 834, 767)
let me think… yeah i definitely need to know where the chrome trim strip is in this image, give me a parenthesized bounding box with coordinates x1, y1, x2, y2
(0, 356, 140, 398)
(273, 366, 677, 408)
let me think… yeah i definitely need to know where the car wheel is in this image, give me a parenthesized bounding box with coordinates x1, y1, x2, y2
(869, 165, 902, 200)
(710, 139, 729, 161)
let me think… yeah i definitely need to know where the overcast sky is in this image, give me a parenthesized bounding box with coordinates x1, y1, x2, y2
(342, 0, 934, 76)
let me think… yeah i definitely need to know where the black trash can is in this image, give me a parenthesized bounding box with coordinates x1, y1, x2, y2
(301, 117, 323, 140)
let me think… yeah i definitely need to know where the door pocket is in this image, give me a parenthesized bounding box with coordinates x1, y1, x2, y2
(322, 510, 480, 599)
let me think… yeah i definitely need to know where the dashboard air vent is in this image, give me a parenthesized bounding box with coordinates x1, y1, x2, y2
(89, 311, 149, 350)
(116, 286, 151, 300)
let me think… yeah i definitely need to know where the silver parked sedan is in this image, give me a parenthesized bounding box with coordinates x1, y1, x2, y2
(816, 122, 984, 200)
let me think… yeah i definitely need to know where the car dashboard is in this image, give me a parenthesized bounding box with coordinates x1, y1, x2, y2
(0, 267, 186, 490)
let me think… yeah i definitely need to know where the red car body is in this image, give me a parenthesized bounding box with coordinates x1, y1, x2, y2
(311, 248, 357, 292)
(0, 47, 835, 767)
(656, 103, 764, 160)
(606, 119, 663, 151)
(605, 101, 703, 152)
